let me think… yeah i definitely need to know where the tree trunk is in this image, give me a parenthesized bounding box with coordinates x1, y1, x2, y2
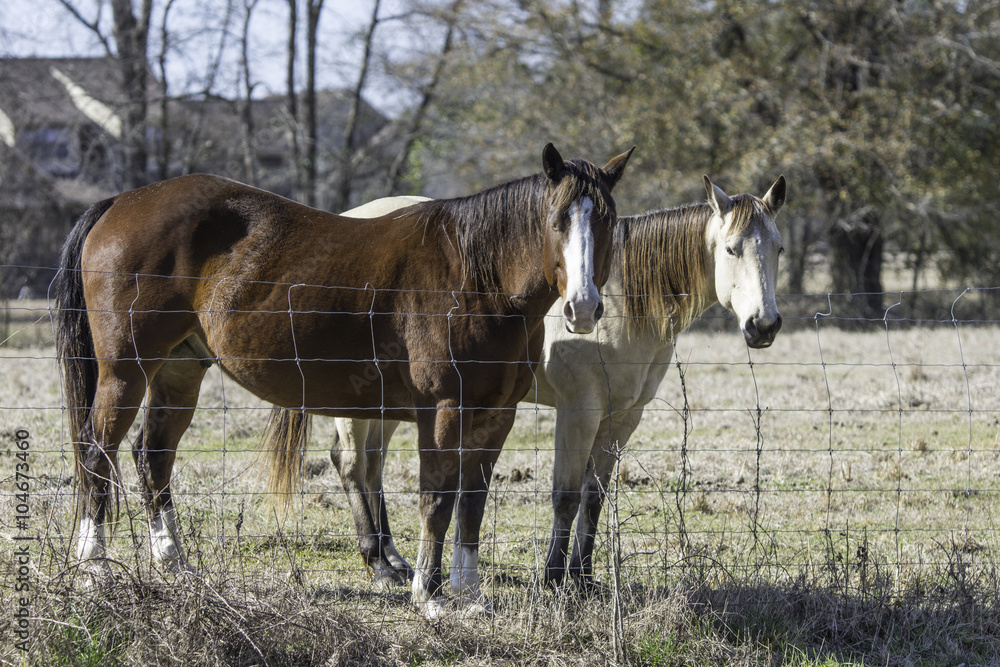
(385, 0, 462, 196)
(303, 0, 323, 207)
(829, 211, 884, 320)
(238, 0, 259, 185)
(286, 0, 300, 200)
(110, 0, 152, 190)
(155, 0, 177, 181)
(331, 0, 380, 212)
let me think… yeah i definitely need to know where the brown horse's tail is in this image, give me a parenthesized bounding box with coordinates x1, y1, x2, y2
(261, 407, 311, 516)
(54, 197, 116, 518)
(54, 198, 115, 464)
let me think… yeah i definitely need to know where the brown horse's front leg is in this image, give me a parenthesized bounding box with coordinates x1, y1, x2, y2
(450, 408, 514, 614)
(411, 403, 464, 618)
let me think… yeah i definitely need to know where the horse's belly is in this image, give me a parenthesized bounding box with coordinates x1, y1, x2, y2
(205, 308, 417, 416)
(216, 357, 412, 416)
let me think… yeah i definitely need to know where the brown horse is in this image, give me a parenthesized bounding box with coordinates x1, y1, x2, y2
(55, 143, 634, 617)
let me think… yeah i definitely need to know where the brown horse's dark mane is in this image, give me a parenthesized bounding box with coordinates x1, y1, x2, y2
(614, 194, 766, 339)
(412, 159, 615, 297)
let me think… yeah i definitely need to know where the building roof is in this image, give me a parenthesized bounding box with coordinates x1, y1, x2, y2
(0, 57, 164, 142)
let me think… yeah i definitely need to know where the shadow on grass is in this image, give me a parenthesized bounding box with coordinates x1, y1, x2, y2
(5, 552, 1000, 667)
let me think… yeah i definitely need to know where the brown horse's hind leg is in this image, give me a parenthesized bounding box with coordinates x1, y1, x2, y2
(132, 338, 210, 571)
(76, 359, 156, 569)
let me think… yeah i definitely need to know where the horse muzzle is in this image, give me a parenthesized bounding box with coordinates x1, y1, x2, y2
(743, 313, 782, 348)
(563, 296, 604, 334)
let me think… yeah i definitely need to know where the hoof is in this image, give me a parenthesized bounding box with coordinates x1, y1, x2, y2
(457, 595, 495, 618)
(77, 559, 113, 589)
(415, 596, 449, 621)
(386, 552, 414, 580)
(371, 561, 409, 589)
(154, 550, 194, 575)
(162, 559, 196, 576)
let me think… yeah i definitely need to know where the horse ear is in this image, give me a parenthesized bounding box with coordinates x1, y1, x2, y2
(703, 175, 732, 216)
(762, 175, 786, 215)
(542, 143, 566, 183)
(601, 146, 636, 191)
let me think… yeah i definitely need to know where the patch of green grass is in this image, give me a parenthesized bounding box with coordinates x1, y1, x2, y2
(44, 616, 125, 667)
(633, 628, 693, 666)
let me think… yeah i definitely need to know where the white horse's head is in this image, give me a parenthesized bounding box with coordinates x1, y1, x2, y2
(704, 175, 786, 348)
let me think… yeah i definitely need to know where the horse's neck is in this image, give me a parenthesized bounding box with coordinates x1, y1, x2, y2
(498, 259, 555, 319)
(446, 199, 554, 319)
(615, 208, 717, 342)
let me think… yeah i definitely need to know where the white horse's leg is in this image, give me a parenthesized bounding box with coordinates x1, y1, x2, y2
(363, 419, 412, 579)
(569, 407, 644, 585)
(544, 404, 604, 586)
(332, 418, 403, 586)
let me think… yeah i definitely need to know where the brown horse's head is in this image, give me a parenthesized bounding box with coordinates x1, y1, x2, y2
(540, 143, 634, 334)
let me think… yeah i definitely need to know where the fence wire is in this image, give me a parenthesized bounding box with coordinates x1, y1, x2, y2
(2, 278, 999, 610)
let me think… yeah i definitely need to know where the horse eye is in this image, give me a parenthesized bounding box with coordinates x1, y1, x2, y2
(726, 245, 736, 257)
(778, 245, 785, 255)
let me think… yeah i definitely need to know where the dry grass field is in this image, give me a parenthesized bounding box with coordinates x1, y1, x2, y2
(2, 297, 999, 666)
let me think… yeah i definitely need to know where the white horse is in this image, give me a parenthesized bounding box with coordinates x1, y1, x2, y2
(328, 175, 786, 588)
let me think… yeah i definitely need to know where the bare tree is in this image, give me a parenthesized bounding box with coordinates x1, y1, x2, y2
(384, 0, 462, 195)
(330, 0, 381, 212)
(178, 0, 238, 175)
(286, 0, 301, 199)
(155, 0, 178, 180)
(57, 0, 153, 190)
(238, 0, 260, 185)
(303, 0, 324, 206)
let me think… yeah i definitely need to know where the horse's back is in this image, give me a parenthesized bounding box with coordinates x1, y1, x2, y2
(82, 175, 289, 278)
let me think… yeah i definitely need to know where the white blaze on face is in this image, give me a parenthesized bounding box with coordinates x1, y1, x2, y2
(561, 196, 602, 333)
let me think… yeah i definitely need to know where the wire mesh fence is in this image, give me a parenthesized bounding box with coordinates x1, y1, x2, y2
(3, 277, 998, 605)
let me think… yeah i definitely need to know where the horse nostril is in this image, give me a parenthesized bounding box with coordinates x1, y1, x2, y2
(563, 300, 576, 323)
(744, 318, 758, 339)
(594, 302, 604, 322)
(773, 313, 783, 334)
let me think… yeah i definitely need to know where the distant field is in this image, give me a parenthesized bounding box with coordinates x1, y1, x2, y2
(2, 298, 999, 665)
